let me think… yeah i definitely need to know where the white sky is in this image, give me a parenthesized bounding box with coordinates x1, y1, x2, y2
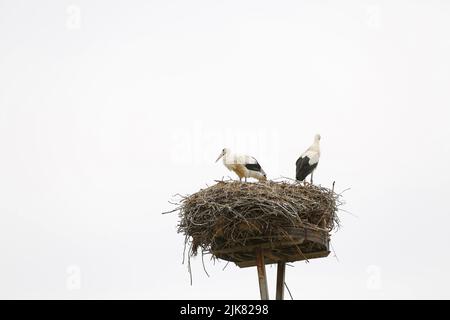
(1, 0, 450, 299)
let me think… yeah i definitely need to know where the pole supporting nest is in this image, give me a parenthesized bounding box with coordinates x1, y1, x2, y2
(256, 250, 286, 300)
(276, 262, 286, 300)
(255, 248, 269, 300)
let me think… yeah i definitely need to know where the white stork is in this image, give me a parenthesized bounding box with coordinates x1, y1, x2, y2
(216, 148, 267, 182)
(296, 134, 321, 183)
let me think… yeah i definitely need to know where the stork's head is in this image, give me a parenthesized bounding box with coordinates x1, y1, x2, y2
(215, 148, 230, 162)
(314, 134, 321, 142)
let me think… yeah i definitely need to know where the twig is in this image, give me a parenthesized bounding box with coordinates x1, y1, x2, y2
(222, 261, 230, 271)
(188, 253, 193, 286)
(284, 282, 294, 300)
(330, 243, 340, 262)
(201, 252, 210, 277)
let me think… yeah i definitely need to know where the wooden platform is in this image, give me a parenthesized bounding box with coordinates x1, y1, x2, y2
(211, 226, 330, 268)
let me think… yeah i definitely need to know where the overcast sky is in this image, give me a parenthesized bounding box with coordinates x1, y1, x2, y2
(1, 0, 450, 299)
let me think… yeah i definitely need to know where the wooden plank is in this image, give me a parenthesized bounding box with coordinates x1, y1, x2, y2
(235, 250, 331, 268)
(212, 240, 304, 255)
(212, 227, 329, 255)
(255, 248, 269, 300)
(275, 262, 286, 300)
(263, 251, 281, 262)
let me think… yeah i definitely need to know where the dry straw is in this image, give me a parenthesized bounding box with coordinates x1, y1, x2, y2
(166, 179, 342, 263)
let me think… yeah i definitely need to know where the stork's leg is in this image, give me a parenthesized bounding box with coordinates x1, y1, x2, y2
(245, 177, 247, 183)
(239, 177, 242, 182)
(310, 171, 314, 184)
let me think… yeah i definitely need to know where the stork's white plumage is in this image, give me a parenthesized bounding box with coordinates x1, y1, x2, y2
(216, 148, 267, 182)
(296, 134, 321, 183)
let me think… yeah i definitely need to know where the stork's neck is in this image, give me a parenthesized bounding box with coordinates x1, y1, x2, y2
(310, 139, 320, 152)
(223, 152, 234, 165)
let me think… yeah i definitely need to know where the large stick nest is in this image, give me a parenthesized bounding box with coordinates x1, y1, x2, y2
(171, 180, 342, 259)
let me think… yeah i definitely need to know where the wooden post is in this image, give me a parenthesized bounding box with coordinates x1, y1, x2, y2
(275, 262, 286, 300)
(255, 248, 269, 300)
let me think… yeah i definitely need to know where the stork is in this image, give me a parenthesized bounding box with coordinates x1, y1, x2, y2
(296, 134, 321, 183)
(216, 148, 267, 182)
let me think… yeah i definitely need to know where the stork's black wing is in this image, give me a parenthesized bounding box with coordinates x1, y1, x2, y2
(296, 156, 316, 181)
(295, 156, 305, 168)
(245, 161, 262, 172)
